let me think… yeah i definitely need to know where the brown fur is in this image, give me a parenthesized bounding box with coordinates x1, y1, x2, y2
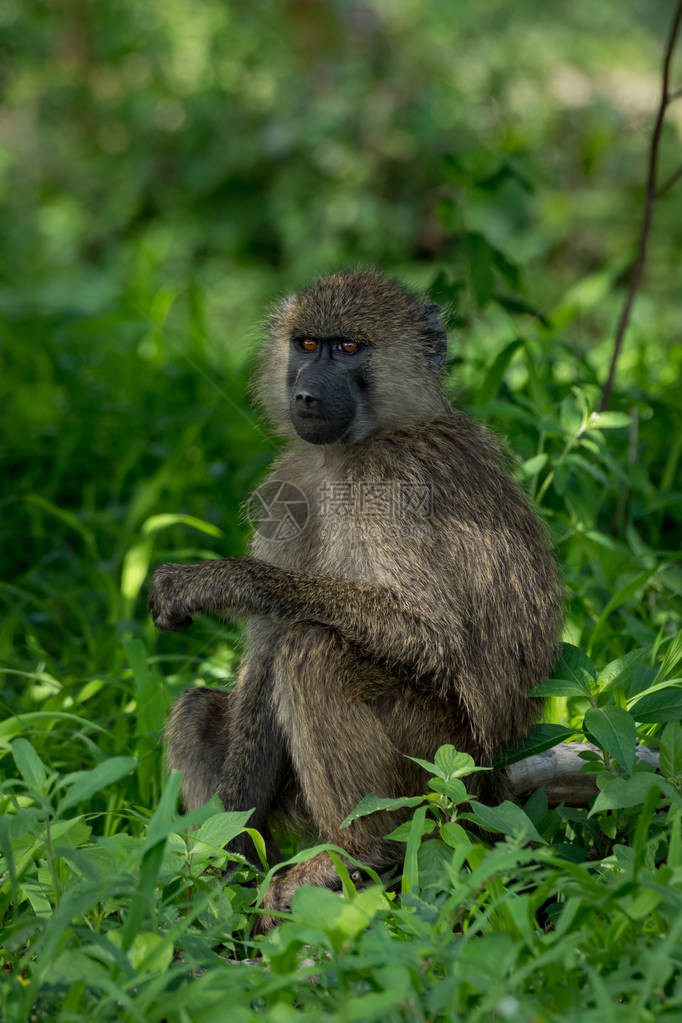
(150, 270, 562, 931)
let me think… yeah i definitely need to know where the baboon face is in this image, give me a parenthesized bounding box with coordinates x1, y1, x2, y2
(258, 270, 450, 444)
(287, 334, 373, 445)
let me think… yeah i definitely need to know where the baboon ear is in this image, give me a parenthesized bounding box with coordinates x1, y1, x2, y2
(421, 301, 448, 372)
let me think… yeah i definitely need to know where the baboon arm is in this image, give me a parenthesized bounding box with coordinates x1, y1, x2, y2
(150, 557, 470, 697)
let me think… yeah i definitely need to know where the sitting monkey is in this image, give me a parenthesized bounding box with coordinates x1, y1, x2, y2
(149, 269, 562, 929)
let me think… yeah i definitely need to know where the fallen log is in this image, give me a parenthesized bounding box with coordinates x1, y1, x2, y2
(508, 741, 661, 806)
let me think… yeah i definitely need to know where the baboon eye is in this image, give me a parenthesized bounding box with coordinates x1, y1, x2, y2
(300, 338, 319, 352)
(338, 340, 359, 354)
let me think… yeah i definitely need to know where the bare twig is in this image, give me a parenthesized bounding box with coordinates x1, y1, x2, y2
(508, 741, 660, 806)
(599, 0, 682, 411)
(656, 163, 682, 197)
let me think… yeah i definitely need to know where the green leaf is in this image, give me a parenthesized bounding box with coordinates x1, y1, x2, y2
(57, 756, 137, 814)
(108, 930, 174, 973)
(407, 745, 486, 781)
(434, 745, 478, 779)
(657, 630, 682, 680)
(11, 738, 48, 794)
(597, 649, 649, 692)
(464, 801, 545, 844)
(629, 688, 682, 723)
(476, 338, 524, 404)
(141, 512, 223, 538)
(402, 805, 428, 894)
(588, 571, 656, 654)
(583, 706, 636, 773)
(626, 663, 659, 698)
(124, 638, 166, 735)
(530, 644, 595, 698)
(496, 724, 578, 766)
(515, 453, 549, 482)
(589, 774, 681, 816)
(120, 537, 153, 601)
(586, 411, 631, 431)
(341, 794, 425, 828)
(530, 676, 590, 698)
(428, 777, 468, 803)
(440, 821, 471, 848)
(144, 773, 222, 851)
(660, 722, 682, 779)
(192, 810, 254, 851)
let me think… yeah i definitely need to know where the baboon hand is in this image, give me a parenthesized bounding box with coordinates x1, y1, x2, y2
(149, 563, 196, 632)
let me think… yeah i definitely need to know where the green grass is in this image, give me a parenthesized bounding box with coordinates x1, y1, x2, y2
(1, 278, 681, 1019)
(2, 0, 682, 1016)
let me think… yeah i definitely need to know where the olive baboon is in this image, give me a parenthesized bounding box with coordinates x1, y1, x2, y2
(149, 269, 562, 930)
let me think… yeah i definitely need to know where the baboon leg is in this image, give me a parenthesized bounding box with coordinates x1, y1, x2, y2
(165, 687, 232, 811)
(217, 654, 291, 865)
(255, 626, 408, 928)
(166, 652, 289, 866)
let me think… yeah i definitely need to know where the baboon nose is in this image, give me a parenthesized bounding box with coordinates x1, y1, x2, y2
(295, 390, 319, 409)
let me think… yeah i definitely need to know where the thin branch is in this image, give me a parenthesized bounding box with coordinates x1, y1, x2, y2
(656, 163, 682, 197)
(599, 0, 682, 411)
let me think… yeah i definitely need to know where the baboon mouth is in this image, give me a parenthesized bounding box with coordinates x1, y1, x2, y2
(291, 413, 349, 445)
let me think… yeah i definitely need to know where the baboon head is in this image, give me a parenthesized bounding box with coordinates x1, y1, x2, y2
(255, 270, 450, 444)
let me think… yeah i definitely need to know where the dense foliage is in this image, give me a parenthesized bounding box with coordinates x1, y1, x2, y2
(1, 1, 681, 1019)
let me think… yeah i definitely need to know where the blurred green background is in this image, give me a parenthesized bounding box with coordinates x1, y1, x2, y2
(1, 0, 681, 747)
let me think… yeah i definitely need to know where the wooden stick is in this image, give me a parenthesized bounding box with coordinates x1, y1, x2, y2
(508, 741, 660, 806)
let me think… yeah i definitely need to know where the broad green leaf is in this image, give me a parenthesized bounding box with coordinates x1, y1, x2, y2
(515, 453, 548, 482)
(434, 745, 479, 779)
(559, 396, 582, 434)
(530, 644, 595, 698)
(144, 774, 223, 851)
(109, 930, 174, 973)
(598, 649, 649, 692)
(464, 801, 545, 844)
(627, 663, 659, 698)
(192, 810, 253, 851)
(586, 411, 631, 431)
(530, 676, 590, 698)
(428, 777, 468, 803)
(11, 738, 48, 793)
(583, 706, 636, 774)
(629, 688, 682, 723)
(57, 756, 137, 814)
(660, 722, 682, 779)
(589, 774, 681, 816)
(341, 794, 425, 828)
(496, 724, 578, 767)
(440, 821, 471, 848)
